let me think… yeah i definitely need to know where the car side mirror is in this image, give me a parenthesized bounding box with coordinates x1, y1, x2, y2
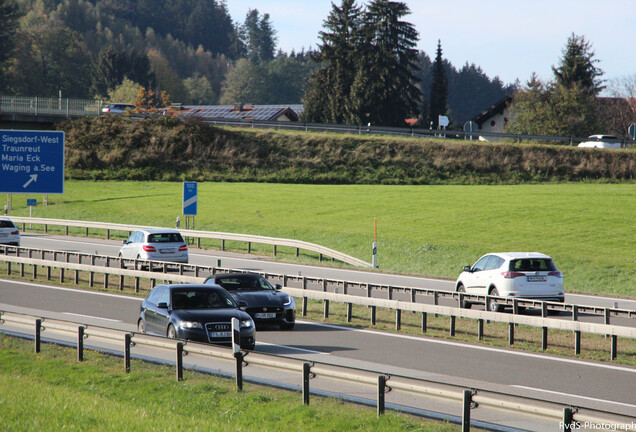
(463, 265, 472, 272)
(238, 300, 247, 310)
(157, 302, 168, 309)
(275, 284, 282, 290)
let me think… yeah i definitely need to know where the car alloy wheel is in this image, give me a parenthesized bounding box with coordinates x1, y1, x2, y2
(167, 325, 176, 339)
(137, 319, 145, 334)
(488, 288, 503, 313)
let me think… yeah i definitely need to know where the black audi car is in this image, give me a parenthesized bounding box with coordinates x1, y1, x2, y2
(204, 273, 296, 330)
(137, 284, 256, 350)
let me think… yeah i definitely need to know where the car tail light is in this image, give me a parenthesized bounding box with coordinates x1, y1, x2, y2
(501, 271, 525, 279)
(178, 245, 188, 251)
(142, 245, 156, 252)
(548, 271, 563, 278)
(104, 108, 110, 112)
(10, 230, 19, 235)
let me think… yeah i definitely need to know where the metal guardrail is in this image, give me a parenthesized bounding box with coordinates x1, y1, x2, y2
(3, 243, 635, 326)
(1, 310, 633, 430)
(8, 217, 372, 268)
(0, 95, 103, 118)
(0, 251, 635, 361)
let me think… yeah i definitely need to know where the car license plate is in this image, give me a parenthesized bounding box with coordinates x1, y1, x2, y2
(210, 331, 232, 338)
(527, 276, 547, 282)
(255, 313, 276, 319)
(159, 248, 174, 254)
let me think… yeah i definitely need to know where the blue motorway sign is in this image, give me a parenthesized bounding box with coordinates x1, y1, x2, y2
(183, 181, 198, 215)
(1, 130, 65, 194)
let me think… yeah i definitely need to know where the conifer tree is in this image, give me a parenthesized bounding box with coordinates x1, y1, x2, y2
(429, 40, 448, 128)
(552, 33, 604, 94)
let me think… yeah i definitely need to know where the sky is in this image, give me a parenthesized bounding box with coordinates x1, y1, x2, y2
(226, 0, 636, 87)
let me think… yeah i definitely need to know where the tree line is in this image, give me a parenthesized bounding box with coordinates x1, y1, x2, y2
(6, 0, 593, 131)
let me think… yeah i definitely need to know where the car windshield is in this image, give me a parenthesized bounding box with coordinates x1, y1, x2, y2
(171, 289, 237, 310)
(215, 276, 274, 292)
(148, 233, 184, 243)
(509, 259, 556, 272)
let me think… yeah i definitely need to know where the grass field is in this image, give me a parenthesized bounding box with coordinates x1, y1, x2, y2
(4, 180, 635, 298)
(0, 335, 457, 431)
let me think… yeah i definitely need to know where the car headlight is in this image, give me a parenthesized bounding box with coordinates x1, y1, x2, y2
(283, 296, 292, 306)
(180, 321, 202, 329)
(240, 319, 253, 329)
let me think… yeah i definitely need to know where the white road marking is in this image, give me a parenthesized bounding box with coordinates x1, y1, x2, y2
(1, 279, 142, 301)
(256, 341, 327, 355)
(512, 385, 636, 409)
(296, 320, 636, 374)
(63, 312, 122, 323)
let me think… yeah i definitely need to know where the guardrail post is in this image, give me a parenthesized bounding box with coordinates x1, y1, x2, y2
(395, 309, 401, 331)
(32, 262, 37, 279)
(302, 297, 307, 317)
(513, 298, 519, 315)
(59, 268, 64, 283)
(478, 319, 484, 340)
(47, 265, 51, 280)
(20, 262, 24, 277)
(104, 273, 109, 289)
(371, 306, 376, 325)
(134, 277, 140, 293)
(322, 279, 327, 292)
(421, 312, 427, 333)
(119, 274, 124, 290)
(35, 319, 41, 353)
(604, 308, 611, 326)
(611, 335, 617, 360)
(323, 300, 329, 318)
(6, 261, 10, 275)
(462, 389, 472, 432)
(302, 363, 311, 405)
(541, 302, 548, 317)
(563, 407, 575, 431)
(574, 331, 581, 355)
(74, 269, 79, 285)
(572, 305, 578, 321)
(388, 286, 393, 300)
(433, 291, 439, 317)
(235, 351, 243, 391)
(77, 326, 84, 361)
(346, 303, 352, 322)
(247, 242, 251, 254)
(124, 333, 131, 373)
(542, 327, 548, 351)
(450, 316, 456, 337)
(508, 323, 515, 345)
(176, 342, 184, 381)
(377, 375, 386, 417)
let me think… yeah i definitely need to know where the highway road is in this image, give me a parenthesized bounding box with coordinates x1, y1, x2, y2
(2, 233, 636, 430)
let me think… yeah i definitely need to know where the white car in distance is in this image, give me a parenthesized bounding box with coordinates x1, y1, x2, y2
(455, 252, 564, 312)
(577, 135, 621, 149)
(118, 228, 188, 269)
(0, 218, 20, 246)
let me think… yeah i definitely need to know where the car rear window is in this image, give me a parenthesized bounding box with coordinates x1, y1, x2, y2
(0, 220, 16, 228)
(509, 259, 556, 272)
(148, 233, 184, 243)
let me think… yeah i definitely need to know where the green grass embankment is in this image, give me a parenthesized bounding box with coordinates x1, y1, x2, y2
(0, 335, 456, 431)
(58, 116, 636, 184)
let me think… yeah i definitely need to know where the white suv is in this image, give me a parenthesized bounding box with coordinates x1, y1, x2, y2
(455, 252, 564, 312)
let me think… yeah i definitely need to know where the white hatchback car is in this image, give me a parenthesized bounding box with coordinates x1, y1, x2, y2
(119, 228, 188, 268)
(455, 252, 564, 312)
(0, 218, 20, 246)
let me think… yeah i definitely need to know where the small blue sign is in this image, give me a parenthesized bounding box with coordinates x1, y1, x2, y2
(0, 130, 65, 194)
(27, 199, 37, 206)
(183, 181, 198, 215)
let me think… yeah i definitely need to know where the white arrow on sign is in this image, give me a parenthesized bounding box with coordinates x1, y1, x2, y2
(23, 174, 38, 188)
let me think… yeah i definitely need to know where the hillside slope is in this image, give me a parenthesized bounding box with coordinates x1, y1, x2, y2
(58, 117, 636, 184)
